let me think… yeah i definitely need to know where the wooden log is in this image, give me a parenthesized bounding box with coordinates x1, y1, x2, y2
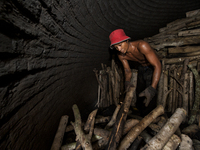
(118, 105, 164, 150)
(129, 136, 143, 150)
(188, 64, 200, 124)
(186, 20, 200, 29)
(75, 109, 98, 150)
(93, 119, 139, 149)
(189, 71, 194, 111)
(182, 72, 189, 115)
(178, 28, 200, 36)
(140, 131, 152, 143)
(107, 67, 113, 106)
(61, 142, 76, 150)
(162, 65, 169, 109)
(168, 71, 174, 112)
(168, 46, 200, 54)
(166, 17, 195, 29)
(151, 35, 200, 50)
(182, 124, 199, 137)
(105, 104, 121, 129)
(186, 9, 200, 17)
(130, 69, 138, 106)
(61, 135, 103, 150)
(157, 60, 165, 105)
(110, 69, 118, 106)
(179, 134, 193, 150)
(105, 86, 136, 150)
(159, 22, 187, 33)
(162, 134, 181, 150)
(65, 116, 111, 132)
(141, 108, 186, 150)
(193, 139, 200, 150)
(71, 104, 93, 150)
(163, 55, 200, 65)
(51, 115, 69, 150)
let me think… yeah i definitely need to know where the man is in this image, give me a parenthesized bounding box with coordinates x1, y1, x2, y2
(109, 29, 161, 108)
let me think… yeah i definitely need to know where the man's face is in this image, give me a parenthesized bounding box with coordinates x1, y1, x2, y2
(114, 41, 129, 54)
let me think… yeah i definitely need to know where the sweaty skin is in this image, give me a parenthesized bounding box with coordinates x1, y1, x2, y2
(114, 40, 161, 89)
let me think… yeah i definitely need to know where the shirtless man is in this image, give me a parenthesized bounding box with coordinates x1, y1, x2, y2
(109, 29, 161, 107)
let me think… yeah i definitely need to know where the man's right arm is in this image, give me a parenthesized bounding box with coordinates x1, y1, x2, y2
(118, 54, 132, 81)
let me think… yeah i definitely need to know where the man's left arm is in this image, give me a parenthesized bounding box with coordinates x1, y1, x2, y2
(138, 41, 161, 106)
(138, 41, 161, 89)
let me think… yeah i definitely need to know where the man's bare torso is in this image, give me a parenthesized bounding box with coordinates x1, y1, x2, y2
(118, 40, 150, 66)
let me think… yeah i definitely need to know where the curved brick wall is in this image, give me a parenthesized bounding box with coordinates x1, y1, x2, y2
(0, 0, 200, 149)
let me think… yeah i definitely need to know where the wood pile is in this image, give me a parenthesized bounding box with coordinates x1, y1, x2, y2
(50, 101, 200, 150)
(50, 9, 200, 150)
(143, 9, 200, 125)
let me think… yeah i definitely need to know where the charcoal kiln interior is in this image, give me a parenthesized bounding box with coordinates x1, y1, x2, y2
(1, 0, 200, 150)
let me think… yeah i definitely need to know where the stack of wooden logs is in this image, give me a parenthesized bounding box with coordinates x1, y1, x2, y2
(143, 9, 200, 125)
(50, 99, 200, 150)
(93, 59, 123, 108)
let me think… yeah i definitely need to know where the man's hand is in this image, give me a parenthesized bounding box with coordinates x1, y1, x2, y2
(139, 86, 157, 107)
(125, 81, 134, 93)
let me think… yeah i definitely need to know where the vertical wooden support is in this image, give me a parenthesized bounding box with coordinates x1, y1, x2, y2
(172, 69, 177, 113)
(107, 67, 113, 106)
(130, 69, 138, 106)
(162, 65, 169, 109)
(168, 68, 173, 112)
(157, 60, 165, 105)
(189, 71, 194, 110)
(114, 65, 120, 105)
(183, 72, 189, 115)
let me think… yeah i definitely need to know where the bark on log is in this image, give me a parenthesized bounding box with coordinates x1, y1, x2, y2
(162, 134, 181, 150)
(193, 139, 200, 150)
(182, 124, 199, 137)
(141, 108, 186, 150)
(107, 67, 113, 106)
(71, 104, 93, 150)
(105, 86, 136, 150)
(179, 134, 193, 150)
(130, 69, 138, 106)
(186, 9, 200, 17)
(168, 46, 200, 54)
(182, 72, 189, 115)
(61, 142, 76, 150)
(178, 28, 200, 36)
(140, 131, 152, 143)
(75, 109, 98, 150)
(129, 136, 143, 150)
(93, 119, 139, 149)
(163, 55, 200, 65)
(51, 115, 69, 150)
(65, 116, 111, 132)
(105, 104, 121, 129)
(189, 71, 194, 111)
(118, 105, 164, 150)
(151, 35, 200, 50)
(157, 60, 164, 105)
(162, 65, 169, 108)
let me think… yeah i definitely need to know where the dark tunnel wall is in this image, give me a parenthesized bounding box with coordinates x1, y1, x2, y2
(0, 0, 200, 149)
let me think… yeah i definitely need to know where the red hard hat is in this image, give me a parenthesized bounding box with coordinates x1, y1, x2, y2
(109, 29, 130, 49)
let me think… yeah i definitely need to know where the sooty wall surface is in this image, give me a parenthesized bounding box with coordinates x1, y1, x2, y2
(0, 0, 200, 149)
